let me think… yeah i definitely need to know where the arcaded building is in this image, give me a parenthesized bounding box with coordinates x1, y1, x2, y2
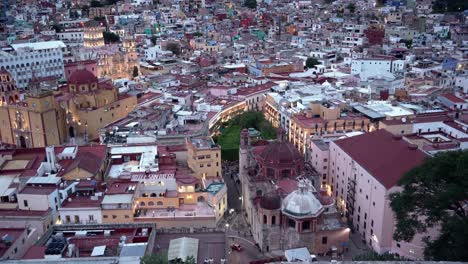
(239, 129, 349, 254)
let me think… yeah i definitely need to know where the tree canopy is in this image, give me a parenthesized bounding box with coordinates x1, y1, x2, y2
(244, 0, 257, 9)
(346, 3, 356, 13)
(140, 254, 167, 264)
(103, 31, 120, 43)
(432, 0, 468, 13)
(166, 43, 181, 55)
(399, 39, 412, 49)
(90, 0, 103, 7)
(389, 150, 468, 261)
(214, 111, 276, 160)
(305, 57, 320, 69)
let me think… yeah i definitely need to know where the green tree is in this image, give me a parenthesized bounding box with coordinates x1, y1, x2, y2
(389, 150, 468, 261)
(51, 23, 64, 33)
(432, 0, 468, 13)
(346, 3, 356, 13)
(166, 43, 181, 55)
(215, 111, 277, 161)
(132, 66, 139, 78)
(140, 254, 168, 264)
(305, 57, 320, 69)
(399, 39, 412, 49)
(103, 31, 120, 43)
(150, 35, 158, 45)
(105, 0, 119, 5)
(185, 256, 196, 264)
(90, 0, 103, 7)
(94, 16, 106, 22)
(244, 0, 257, 9)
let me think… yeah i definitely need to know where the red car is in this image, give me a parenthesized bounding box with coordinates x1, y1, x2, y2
(230, 243, 242, 252)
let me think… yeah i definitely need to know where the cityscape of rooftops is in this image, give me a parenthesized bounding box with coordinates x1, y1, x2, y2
(0, 0, 467, 263)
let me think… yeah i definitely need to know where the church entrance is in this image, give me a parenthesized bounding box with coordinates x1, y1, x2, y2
(69, 126, 75, 138)
(19, 136, 26, 148)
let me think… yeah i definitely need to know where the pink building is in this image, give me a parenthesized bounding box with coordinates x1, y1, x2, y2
(309, 139, 330, 187)
(313, 129, 430, 259)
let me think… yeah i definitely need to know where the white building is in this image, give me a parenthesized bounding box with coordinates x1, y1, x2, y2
(351, 58, 405, 81)
(57, 31, 84, 46)
(0, 41, 66, 88)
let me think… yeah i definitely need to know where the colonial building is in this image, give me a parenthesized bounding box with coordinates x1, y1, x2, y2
(314, 129, 430, 259)
(0, 41, 66, 89)
(83, 20, 105, 48)
(105, 143, 228, 228)
(58, 68, 137, 141)
(239, 129, 349, 254)
(288, 102, 371, 154)
(186, 137, 222, 179)
(0, 69, 136, 147)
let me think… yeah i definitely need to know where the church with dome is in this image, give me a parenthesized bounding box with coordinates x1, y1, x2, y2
(239, 128, 349, 254)
(0, 68, 136, 148)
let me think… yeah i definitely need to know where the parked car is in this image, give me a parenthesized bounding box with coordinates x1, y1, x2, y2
(230, 243, 242, 252)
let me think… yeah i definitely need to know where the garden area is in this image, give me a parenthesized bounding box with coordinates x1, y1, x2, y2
(213, 111, 277, 161)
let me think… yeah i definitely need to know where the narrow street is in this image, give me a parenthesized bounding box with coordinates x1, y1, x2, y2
(220, 161, 269, 263)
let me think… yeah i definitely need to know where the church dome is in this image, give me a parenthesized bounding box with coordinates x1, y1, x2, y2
(68, 69, 98, 85)
(260, 192, 281, 210)
(282, 183, 324, 218)
(257, 140, 302, 167)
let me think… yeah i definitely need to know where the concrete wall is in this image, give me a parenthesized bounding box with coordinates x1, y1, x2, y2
(135, 217, 216, 228)
(59, 208, 103, 224)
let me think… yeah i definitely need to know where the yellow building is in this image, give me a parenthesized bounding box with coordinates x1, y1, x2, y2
(0, 71, 66, 148)
(61, 68, 137, 141)
(0, 69, 137, 148)
(186, 137, 222, 178)
(83, 20, 105, 48)
(289, 102, 371, 154)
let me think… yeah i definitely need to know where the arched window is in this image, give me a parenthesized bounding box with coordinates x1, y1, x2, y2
(256, 189, 263, 196)
(148, 201, 154, 206)
(150, 193, 157, 197)
(142, 193, 148, 197)
(140, 201, 145, 206)
(197, 196, 205, 203)
(272, 215, 276, 225)
(156, 201, 163, 206)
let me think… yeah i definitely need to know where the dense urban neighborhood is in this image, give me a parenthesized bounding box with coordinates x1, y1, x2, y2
(0, 0, 467, 263)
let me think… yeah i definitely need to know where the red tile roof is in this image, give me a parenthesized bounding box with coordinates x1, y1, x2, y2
(334, 129, 427, 189)
(60, 194, 103, 209)
(0, 228, 25, 257)
(22, 246, 46, 259)
(440, 93, 466, 103)
(0, 209, 51, 217)
(20, 186, 57, 195)
(56, 145, 107, 177)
